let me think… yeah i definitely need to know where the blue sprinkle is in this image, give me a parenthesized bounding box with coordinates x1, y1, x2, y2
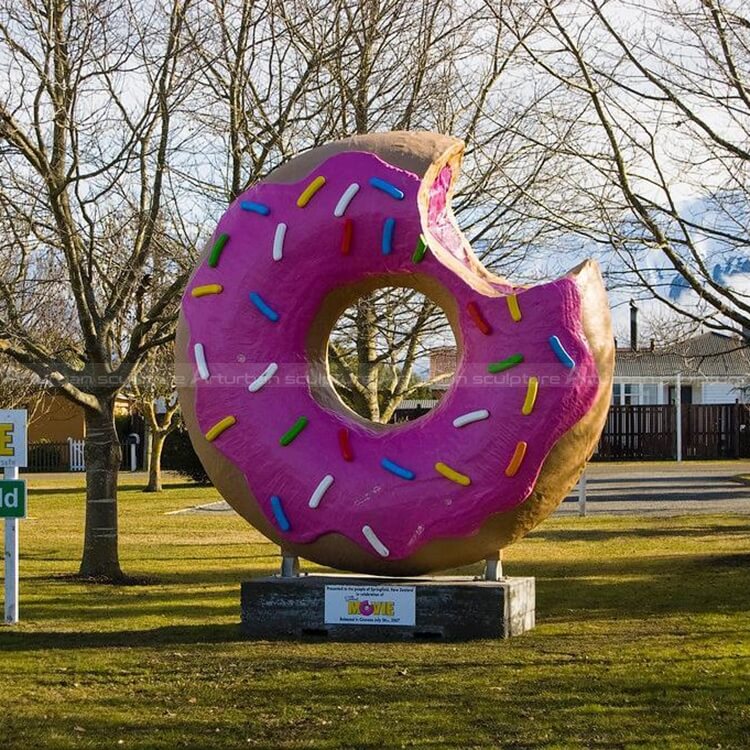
(369, 177, 404, 200)
(249, 292, 280, 322)
(241, 200, 270, 216)
(270, 495, 290, 532)
(549, 335, 576, 369)
(382, 218, 395, 255)
(381, 457, 415, 480)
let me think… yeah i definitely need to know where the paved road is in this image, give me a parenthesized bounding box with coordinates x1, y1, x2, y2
(557, 460, 750, 516)
(174, 461, 750, 517)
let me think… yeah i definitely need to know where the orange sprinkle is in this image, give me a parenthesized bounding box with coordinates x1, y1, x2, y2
(504, 441, 527, 477)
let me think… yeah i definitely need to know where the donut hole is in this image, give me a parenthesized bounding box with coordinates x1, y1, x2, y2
(310, 276, 459, 426)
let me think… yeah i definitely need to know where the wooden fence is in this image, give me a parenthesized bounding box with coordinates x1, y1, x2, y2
(596, 403, 750, 460)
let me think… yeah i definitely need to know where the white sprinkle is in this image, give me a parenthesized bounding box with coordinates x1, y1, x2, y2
(273, 222, 286, 261)
(194, 343, 210, 380)
(334, 183, 360, 217)
(248, 362, 278, 393)
(452, 409, 490, 428)
(308, 474, 334, 509)
(362, 525, 389, 557)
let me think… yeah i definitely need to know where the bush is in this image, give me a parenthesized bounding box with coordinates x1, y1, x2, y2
(161, 427, 211, 485)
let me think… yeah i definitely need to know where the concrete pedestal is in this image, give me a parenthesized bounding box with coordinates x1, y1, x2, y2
(240, 574, 535, 641)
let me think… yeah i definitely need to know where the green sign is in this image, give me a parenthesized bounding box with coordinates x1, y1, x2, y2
(0, 480, 26, 518)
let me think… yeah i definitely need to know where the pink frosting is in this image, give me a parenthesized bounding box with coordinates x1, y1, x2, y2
(182, 151, 599, 560)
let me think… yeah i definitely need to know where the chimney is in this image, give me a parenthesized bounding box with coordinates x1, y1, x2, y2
(629, 300, 638, 351)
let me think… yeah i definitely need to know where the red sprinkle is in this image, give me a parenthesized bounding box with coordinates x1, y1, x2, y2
(338, 427, 353, 461)
(341, 218, 353, 255)
(467, 301, 492, 335)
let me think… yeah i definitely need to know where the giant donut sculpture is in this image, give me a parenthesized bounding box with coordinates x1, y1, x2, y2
(176, 132, 614, 576)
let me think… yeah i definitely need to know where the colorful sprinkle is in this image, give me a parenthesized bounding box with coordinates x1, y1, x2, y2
(338, 427, 353, 461)
(507, 294, 522, 322)
(522, 377, 539, 415)
(273, 223, 286, 261)
(505, 441, 528, 477)
(369, 177, 404, 200)
(467, 301, 492, 335)
(308, 474, 334, 509)
(381, 457, 415, 480)
(341, 218, 353, 255)
(249, 291, 279, 322)
(194, 343, 210, 380)
(205, 415, 236, 442)
(549, 335, 576, 369)
(488, 353, 524, 373)
(208, 234, 229, 267)
(334, 183, 360, 217)
(270, 495, 290, 532)
(248, 363, 278, 393)
(241, 201, 270, 215)
(435, 461, 471, 486)
(280, 416, 308, 446)
(453, 409, 490, 428)
(297, 175, 326, 208)
(382, 218, 395, 255)
(362, 525, 389, 557)
(412, 235, 427, 263)
(191, 284, 223, 298)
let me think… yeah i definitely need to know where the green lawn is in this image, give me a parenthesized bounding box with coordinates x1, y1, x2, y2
(1, 474, 749, 749)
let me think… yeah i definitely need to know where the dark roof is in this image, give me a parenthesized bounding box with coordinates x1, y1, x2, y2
(615, 333, 750, 379)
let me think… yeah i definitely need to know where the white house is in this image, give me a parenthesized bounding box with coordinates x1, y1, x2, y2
(612, 332, 750, 406)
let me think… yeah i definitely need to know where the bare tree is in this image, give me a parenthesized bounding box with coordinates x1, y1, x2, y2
(130, 342, 180, 493)
(0, 0, 198, 579)
(187, 0, 559, 422)
(496, 0, 750, 336)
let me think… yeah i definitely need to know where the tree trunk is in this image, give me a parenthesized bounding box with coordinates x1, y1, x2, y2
(79, 400, 123, 580)
(144, 430, 166, 493)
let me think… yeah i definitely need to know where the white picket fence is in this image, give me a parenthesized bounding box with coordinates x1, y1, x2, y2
(67, 438, 85, 471)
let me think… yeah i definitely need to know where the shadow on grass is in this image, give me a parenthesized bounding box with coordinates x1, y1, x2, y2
(27, 482, 212, 497)
(529, 522, 750, 543)
(0, 623, 243, 651)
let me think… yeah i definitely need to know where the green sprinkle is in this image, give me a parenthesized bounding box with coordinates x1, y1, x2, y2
(488, 354, 524, 373)
(280, 416, 309, 446)
(412, 235, 427, 263)
(208, 233, 229, 267)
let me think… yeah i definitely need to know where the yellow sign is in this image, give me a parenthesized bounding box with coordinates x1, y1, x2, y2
(0, 411, 27, 468)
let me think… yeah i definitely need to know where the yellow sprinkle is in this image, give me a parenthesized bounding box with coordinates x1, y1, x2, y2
(205, 415, 236, 442)
(435, 461, 471, 486)
(504, 441, 527, 477)
(297, 175, 326, 207)
(191, 284, 224, 298)
(522, 377, 539, 415)
(507, 294, 522, 322)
